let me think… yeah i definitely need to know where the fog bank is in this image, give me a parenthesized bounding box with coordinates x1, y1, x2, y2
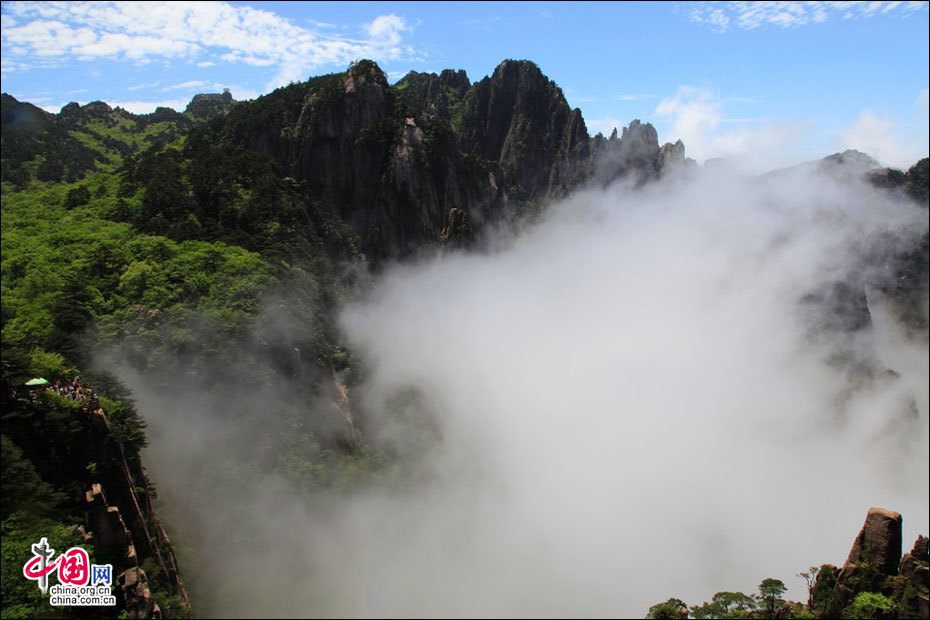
(129, 163, 929, 617)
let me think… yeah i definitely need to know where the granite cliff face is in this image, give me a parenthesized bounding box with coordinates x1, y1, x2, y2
(456, 59, 592, 200)
(223, 60, 505, 260)
(394, 68, 471, 121)
(216, 59, 682, 260)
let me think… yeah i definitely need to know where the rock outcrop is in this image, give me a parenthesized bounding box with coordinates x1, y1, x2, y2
(185, 89, 236, 120)
(657, 139, 687, 176)
(810, 508, 929, 619)
(617, 120, 660, 171)
(118, 566, 160, 619)
(85, 483, 136, 567)
(839, 507, 903, 581)
(590, 119, 672, 186)
(895, 536, 930, 618)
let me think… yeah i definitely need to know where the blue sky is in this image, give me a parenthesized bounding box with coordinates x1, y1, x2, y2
(2, 1, 928, 170)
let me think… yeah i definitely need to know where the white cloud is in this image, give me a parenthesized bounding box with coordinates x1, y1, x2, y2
(689, 1, 927, 32)
(655, 86, 805, 171)
(365, 14, 408, 45)
(1, 57, 35, 73)
(689, 7, 731, 31)
(306, 19, 337, 29)
(127, 81, 160, 91)
(615, 93, 655, 102)
(163, 79, 210, 91)
(840, 109, 929, 169)
(655, 86, 720, 148)
(223, 85, 261, 102)
(1, 2, 417, 88)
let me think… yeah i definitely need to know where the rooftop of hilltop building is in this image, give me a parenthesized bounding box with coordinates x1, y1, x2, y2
(190, 88, 233, 103)
(184, 88, 237, 118)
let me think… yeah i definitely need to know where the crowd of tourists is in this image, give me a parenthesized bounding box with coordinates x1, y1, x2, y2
(48, 377, 101, 412)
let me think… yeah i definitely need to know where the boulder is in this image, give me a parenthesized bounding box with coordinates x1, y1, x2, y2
(841, 507, 903, 577)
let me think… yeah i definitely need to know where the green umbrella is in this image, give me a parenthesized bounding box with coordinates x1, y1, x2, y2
(25, 377, 49, 386)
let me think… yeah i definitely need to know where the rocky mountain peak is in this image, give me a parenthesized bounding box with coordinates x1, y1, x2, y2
(458, 58, 585, 199)
(590, 119, 668, 186)
(491, 58, 545, 81)
(58, 100, 116, 123)
(345, 58, 389, 92)
(619, 119, 660, 160)
(819, 149, 883, 179)
(823, 149, 881, 168)
(438, 68, 470, 92)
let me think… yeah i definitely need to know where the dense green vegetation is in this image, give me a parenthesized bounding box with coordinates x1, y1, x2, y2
(646, 580, 794, 619)
(1, 170, 271, 372)
(646, 562, 924, 619)
(0, 95, 195, 191)
(1, 76, 380, 618)
(1, 94, 103, 188)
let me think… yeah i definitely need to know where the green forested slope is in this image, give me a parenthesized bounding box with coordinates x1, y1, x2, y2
(1, 83, 375, 619)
